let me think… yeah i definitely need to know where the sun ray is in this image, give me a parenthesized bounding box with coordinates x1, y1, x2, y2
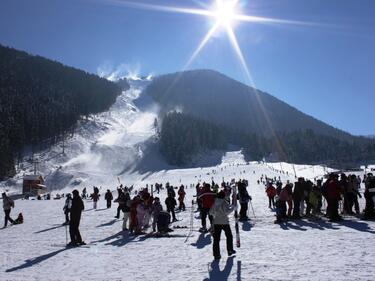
(234, 14, 325, 28)
(225, 26, 288, 159)
(183, 22, 220, 70)
(225, 26, 253, 84)
(104, 0, 215, 17)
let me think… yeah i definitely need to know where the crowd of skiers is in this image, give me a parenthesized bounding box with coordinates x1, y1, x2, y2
(4, 170, 375, 257)
(264, 172, 375, 223)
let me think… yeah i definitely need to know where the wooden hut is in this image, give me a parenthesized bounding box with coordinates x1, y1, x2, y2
(22, 174, 47, 195)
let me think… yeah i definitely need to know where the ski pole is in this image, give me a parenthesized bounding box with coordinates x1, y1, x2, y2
(65, 223, 68, 245)
(249, 200, 256, 218)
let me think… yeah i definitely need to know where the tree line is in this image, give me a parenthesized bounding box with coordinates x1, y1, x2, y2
(159, 111, 375, 168)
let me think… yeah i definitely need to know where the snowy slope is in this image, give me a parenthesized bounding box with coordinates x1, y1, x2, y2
(1, 153, 375, 281)
(0, 79, 160, 194)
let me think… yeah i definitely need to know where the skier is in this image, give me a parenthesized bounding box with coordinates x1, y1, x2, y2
(104, 190, 113, 209)
(265, 182, 277, 208)
(165, 193, 177, 222)
(363, 173, 375, 220)
(63, 193, 72, 225)
(136, 200, 146, 233)
(209, 191, 236, 260)
(178, 185, 186, 211)
(275, 185, 289, 223)
(309, 185, 322, 217)
(2, 192, 15, 227)
(81, 187, 87, 199)
(151, 197, 163, 232)
(129, 196, 141, 234)
(237, 181, 251, 221)
(122, 192, 131, 231)
(292, 178, 304, 219)
(114, 189, 125, 218)
(198, 183, 215, 232)
(90, 187, 100, 209)
(326, 174, 342, 222)
(68, 189, 85, 247)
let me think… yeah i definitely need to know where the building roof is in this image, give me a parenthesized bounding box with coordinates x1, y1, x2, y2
(23, 175, 43, 181)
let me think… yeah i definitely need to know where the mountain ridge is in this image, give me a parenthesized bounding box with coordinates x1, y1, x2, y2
(145, 69, 355, 141)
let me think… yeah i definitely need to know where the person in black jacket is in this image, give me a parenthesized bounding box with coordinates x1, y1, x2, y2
(165, 193, 177, 222)
(68, 189, 85, 247)
(105, 190, 113, 209)
(292, 178, 304, 219)
(114, 189, 125, 218)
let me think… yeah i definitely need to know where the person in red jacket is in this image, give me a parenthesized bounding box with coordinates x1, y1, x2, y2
(265, 183, 277, 208)
(198, 183, 215, 232)
(178, 185, 186, 211)
(326, 174, 342, 222)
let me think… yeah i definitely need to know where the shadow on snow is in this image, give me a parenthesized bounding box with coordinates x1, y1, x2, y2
(203, 256, 242, 281)
(6, 248, 72, 273)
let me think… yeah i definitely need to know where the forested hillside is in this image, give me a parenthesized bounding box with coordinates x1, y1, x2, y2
(0, 45, 126, 179)
(160, 112, 375, 167)
(153, 70, 375, 167)
(145, 70, 353, 140)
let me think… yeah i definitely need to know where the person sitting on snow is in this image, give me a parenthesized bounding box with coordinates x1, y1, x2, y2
(157, 211, 171, 234)
(13, 213, 23, 224)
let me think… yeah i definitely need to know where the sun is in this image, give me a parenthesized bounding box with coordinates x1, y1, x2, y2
(213, 0, 237, 28)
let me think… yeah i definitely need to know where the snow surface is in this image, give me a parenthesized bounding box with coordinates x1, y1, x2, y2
(1, 155, 375, 281)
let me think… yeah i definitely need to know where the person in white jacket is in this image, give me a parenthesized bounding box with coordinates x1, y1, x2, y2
(209, 191, 236, 259)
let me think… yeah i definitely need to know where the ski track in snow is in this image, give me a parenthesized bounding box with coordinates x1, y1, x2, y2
(1, 155, 375, 281)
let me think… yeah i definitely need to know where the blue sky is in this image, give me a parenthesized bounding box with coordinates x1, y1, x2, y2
(1, 0, 374, 135)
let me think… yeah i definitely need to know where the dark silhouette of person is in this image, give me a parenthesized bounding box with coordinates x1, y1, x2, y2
(68, 189, 85, 246)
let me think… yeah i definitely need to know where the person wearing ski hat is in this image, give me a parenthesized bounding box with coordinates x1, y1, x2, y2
(68, 189, 85, 247)
(209, 191, 236, 260)
(2, 192, 15, 228)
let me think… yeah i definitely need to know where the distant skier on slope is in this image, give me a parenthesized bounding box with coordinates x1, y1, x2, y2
(105, 190, 113, 209)
(209, 191, 236, 260)
(90, 187, 100, 209)
(68, 189, 85, 247)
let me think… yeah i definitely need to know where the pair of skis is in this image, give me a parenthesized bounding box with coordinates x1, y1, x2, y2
(232, 185, 240, 248)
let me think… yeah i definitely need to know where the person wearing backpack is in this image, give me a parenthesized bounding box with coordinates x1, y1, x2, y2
(2, 192, 15, 228)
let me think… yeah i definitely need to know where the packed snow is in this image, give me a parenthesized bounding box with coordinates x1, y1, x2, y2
(1, 154, 375, 281)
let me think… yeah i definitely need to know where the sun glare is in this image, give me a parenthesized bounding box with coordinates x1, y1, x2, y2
(214, 0, 237, 28)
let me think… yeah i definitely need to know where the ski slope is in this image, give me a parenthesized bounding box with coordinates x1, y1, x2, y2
(1, 154, 375, 281)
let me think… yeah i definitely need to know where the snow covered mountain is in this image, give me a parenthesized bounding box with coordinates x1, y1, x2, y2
(0, 78, 162, 193)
